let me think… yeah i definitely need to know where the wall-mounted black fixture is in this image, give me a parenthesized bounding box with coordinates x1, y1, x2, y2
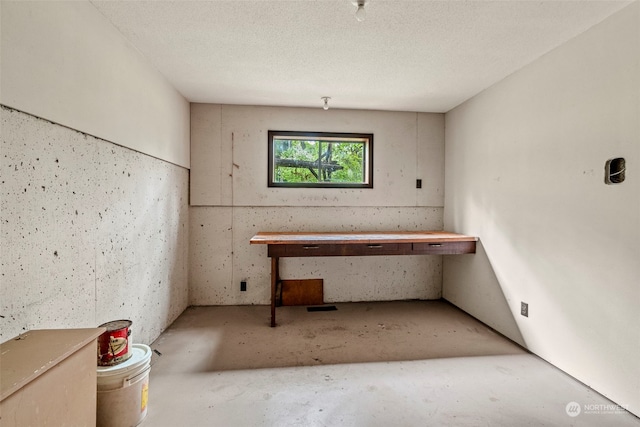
(605, 157, 625, 184)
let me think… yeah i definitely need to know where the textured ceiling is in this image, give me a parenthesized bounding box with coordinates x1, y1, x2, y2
(89, 0, 631, 112)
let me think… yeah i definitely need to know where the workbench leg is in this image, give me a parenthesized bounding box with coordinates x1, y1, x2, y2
(270, 257, 279, 327)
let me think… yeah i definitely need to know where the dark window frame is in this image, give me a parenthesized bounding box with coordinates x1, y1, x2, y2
(268, 130, 374, 188)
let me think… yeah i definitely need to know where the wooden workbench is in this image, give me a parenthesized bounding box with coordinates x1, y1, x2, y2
(250, 231, 478, 326)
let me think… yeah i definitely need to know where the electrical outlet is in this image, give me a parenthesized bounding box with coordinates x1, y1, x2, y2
(416, 179, 422, 189)
(521, 302, 529, 317)
(241, 281, 247, 292)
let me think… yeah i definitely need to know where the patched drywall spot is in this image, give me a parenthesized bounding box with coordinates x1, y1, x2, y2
(1, 107, 189, 343)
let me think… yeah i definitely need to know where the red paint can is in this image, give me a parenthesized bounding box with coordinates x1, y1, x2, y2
(97, 319, 132, 366)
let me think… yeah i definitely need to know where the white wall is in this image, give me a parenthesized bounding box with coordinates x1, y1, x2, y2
(0, 1, 191, 344)
(0, 0, 190, 168)
(190, 105, 446, 305)
(444, 2, 639, 415)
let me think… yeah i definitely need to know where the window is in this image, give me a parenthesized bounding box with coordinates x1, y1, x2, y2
(268, 131, 373, 188)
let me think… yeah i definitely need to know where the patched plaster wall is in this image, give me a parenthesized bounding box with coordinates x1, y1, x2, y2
(1, 108, 189, 343)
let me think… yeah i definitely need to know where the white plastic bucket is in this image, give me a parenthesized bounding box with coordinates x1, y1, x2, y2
(97, 344, 152, 427)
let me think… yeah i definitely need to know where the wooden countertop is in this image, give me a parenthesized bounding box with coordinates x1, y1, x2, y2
(250, 231, 478, 245)
(0, 328, 105, 402)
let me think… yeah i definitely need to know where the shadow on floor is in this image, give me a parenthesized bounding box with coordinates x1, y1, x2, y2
(150, 300, 526, 373)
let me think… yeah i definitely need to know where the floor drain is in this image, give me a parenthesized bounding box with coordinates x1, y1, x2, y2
(307, 306, 337, 312)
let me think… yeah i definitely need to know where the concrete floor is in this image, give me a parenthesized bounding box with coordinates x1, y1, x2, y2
(145, 301, 639, 426)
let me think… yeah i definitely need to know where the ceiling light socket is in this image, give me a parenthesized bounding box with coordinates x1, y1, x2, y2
(352, 0, 366, 22)
(321, 96, 331, 110)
